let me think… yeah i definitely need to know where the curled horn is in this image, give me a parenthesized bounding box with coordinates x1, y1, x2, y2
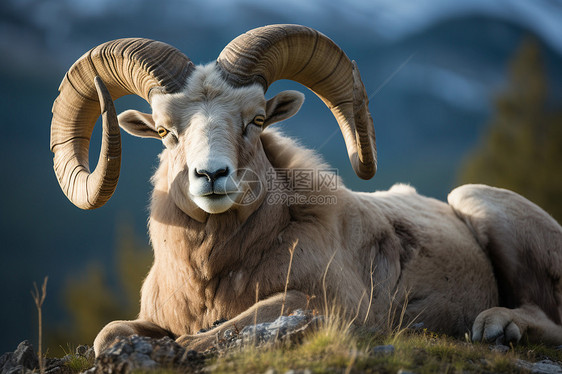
(217, 24, 377, 179)
(51, 38, 194, 209)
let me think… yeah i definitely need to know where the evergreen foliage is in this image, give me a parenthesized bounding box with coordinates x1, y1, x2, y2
(460, 38, 562, 223)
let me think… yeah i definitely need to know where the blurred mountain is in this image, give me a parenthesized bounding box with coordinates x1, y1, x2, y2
(0, 0, 561, 354)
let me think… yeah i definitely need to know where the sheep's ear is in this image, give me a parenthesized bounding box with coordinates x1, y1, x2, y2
(118, 110, 160, 139)
(264, 90, 305, 127)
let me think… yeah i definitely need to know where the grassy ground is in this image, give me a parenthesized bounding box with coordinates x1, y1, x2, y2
(60, 315, 562, 373)
(203, 319, 562, 374)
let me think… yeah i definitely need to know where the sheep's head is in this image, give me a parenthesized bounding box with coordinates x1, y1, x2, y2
(118, 66, 304, 219)
(50, 25, 377, 219)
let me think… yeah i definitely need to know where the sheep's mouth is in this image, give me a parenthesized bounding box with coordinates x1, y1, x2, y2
(206, 193, 227, 200)
(200, 191, 237, 199)
(192, 192, 238, 214)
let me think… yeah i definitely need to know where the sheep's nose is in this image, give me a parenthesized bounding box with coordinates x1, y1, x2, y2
(194, 167, 229, 183)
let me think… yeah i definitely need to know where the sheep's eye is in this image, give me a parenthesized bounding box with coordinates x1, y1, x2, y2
(252, 115, 265, 127)
(157, 127, 169, 138)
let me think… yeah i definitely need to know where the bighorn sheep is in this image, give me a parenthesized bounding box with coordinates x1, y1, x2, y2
(50, 25, 562, 355)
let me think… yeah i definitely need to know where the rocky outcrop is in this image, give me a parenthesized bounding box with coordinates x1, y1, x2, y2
(4, 312, 562, 374)
(0, 340, 72, 374)
(88, 310, 319, 373)
(84, 335, 204, 374)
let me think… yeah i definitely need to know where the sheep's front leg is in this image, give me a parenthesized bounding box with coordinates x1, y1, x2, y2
(472, 304, 562, 345)
(93, 319, 174, 356)
(176, 290, 312, 351)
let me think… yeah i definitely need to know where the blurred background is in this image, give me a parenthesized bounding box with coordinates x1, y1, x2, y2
(1, 0, 561, 356)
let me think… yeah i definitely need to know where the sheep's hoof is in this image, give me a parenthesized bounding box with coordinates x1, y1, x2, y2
(471, 307, 522, 345)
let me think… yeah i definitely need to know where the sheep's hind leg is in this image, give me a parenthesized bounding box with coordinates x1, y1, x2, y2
(448, 184, 562, 345)
(93, 319, 173, 356)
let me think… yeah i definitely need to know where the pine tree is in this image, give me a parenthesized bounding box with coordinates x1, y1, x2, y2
(459, 38, 562, 223)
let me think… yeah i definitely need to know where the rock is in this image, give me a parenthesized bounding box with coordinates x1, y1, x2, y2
(370, 345, 395, 356)
(4, 367, 25, 374)
(131, 338, 153, 355)
(0, 340, 73, 374)
(12, 340, 39, 370)
(283, 370, 312, 374)
(532, 360, 562, 374)
(223, 329, 235, 339)
(75, 345, 95, 362)
(516, 359, 562, 374)
(46, 358, 73, 374)
(86, 309, 319, 373)
(127, 352, 157, 371)
(83, 311, 320, 372)
(44, 364, 72, 374)
(75, 345, 88, 356)
(240, 310, 317, 346)
(0, 340, 39, 374)
(184, 349, 199, 360)
(489, 344, 510, 353)
(88, 335, 205, 374)
(0, 352, 13, 371)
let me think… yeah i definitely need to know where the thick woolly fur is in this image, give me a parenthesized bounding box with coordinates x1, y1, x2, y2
(93, 64, 562, 354)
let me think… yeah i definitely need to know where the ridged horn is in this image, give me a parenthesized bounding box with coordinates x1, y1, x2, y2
(51, 38, 194, 209)
(217, 24, 377, 179)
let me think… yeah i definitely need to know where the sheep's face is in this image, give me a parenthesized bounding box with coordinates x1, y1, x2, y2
(118, 64, 304, 221)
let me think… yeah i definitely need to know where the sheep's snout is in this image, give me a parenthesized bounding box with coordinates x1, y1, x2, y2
(188, 160, 240, 214)
(189, 162, 236, 195)
(194, 167, 229, 183)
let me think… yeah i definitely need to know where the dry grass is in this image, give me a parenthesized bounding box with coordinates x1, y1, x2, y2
(205, 317, 562, 374)
(52, 288, 562, 374)
(31, 276, 48, 374)
(198, 255, 560, 373)
(280, 240, 298, 318)
(49, 240, 562, 373)
(209, 312, 358, 373)
(66, 354, 94, 373)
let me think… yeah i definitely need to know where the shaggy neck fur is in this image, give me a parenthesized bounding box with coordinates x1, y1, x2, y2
(140, 128, 340, 333)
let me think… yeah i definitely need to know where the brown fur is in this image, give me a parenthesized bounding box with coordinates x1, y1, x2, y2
(94, 126, 562, 354)
(91, 63, 562, 354)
